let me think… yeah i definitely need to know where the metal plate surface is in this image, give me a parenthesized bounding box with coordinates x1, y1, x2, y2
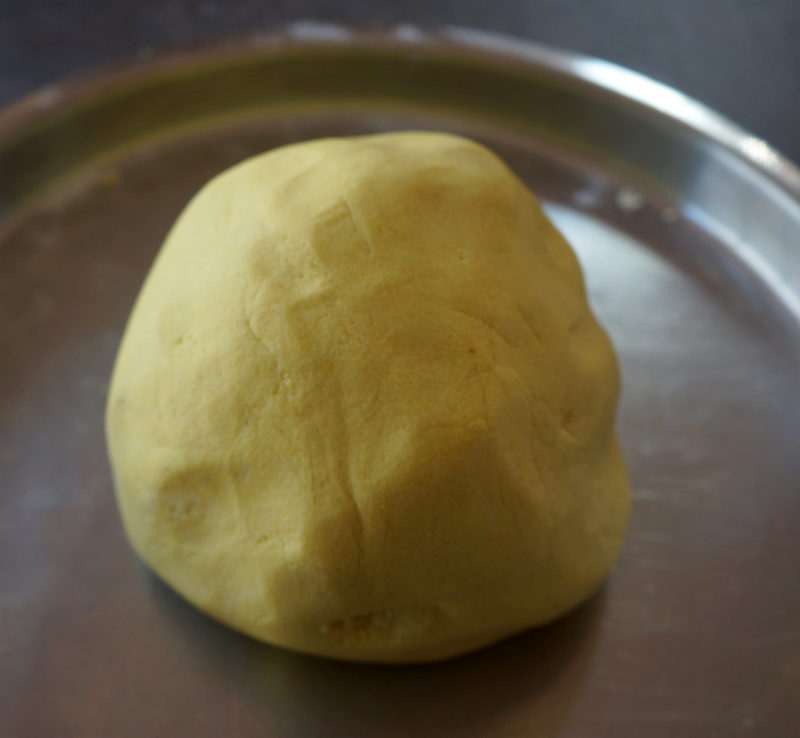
(1, 25, 799, 738)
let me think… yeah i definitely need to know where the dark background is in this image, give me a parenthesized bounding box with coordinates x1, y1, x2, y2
(1, 1, 799, 161)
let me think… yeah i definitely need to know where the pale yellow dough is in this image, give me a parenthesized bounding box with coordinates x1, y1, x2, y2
(106, 132, 630, 663)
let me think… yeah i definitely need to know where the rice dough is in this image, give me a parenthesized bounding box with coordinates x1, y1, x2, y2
(106, 132, 630, 663)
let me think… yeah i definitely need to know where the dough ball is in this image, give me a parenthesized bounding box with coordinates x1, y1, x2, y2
(106, 132, 630, 663)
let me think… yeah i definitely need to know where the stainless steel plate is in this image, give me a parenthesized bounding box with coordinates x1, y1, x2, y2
(2, 25, 799, 738)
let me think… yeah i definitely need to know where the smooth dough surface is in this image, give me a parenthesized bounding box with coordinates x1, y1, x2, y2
(107, 131, 630, 663)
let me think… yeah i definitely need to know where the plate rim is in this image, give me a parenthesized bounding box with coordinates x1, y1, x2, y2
(1, 22, 799, 204)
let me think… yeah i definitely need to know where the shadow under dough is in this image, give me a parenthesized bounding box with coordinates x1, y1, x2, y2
(143, 563, 606, 738)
